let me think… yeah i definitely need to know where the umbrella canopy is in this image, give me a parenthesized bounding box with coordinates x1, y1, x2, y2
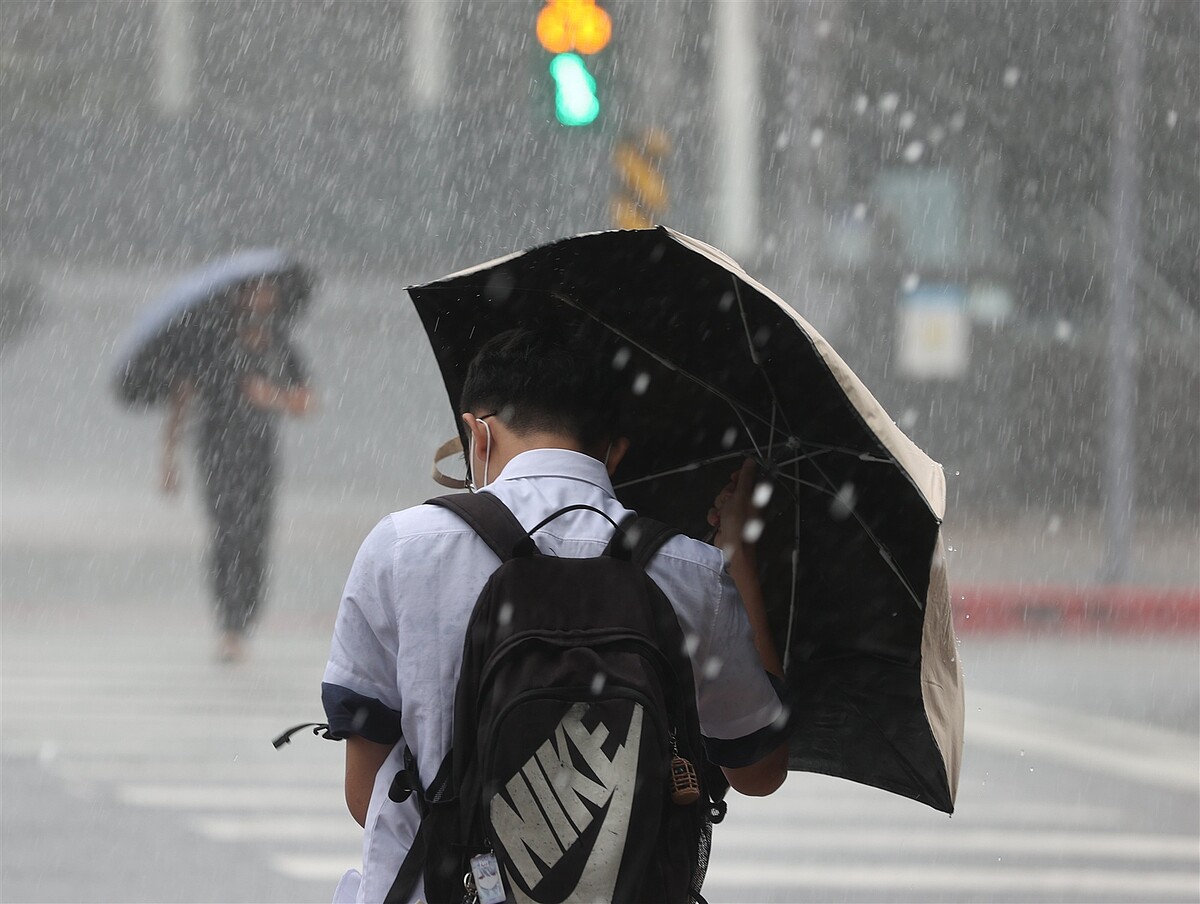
(407, 226, 963, 814)
(114, 248, 313, 407)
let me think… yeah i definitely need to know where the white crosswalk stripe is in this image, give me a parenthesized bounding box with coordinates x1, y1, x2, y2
(3, 626, 1197, 903)
(2, 626, 361, 900)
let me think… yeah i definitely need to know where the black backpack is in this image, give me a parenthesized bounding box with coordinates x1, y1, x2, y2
(386, 492, 726, 904)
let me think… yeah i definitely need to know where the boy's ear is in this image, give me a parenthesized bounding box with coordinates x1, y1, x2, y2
(605, 436, 631, 476)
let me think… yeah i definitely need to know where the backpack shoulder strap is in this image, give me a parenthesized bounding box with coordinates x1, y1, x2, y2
(604, 514, 679, 569)
(426, 493, 538, 562)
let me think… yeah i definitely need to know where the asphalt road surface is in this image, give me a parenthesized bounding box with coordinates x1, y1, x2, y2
(2, 581, 1196, 903)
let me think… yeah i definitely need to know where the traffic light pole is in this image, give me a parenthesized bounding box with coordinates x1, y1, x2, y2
(1102, 0, 1142, 584)
(153, 0, 193, 117)
(713, 0, 759, 259)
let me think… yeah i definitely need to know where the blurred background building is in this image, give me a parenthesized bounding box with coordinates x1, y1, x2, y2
(3, 0, 1197, 554)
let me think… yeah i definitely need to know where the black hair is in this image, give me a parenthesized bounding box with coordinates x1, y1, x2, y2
(460, 326, 622, 447)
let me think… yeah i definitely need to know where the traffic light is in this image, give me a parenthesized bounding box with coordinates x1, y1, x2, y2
(536, 0, 611, 126)
(549, 53, 599, 127)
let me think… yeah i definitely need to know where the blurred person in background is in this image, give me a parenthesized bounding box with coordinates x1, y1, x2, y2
(160, 276, 314, 662)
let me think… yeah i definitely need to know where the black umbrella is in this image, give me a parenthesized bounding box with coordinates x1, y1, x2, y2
(113, 248, 313, 407)
(407, 226, 963, 814)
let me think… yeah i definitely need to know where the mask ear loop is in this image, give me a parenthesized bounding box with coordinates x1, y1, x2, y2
(481, 418, 493, 488)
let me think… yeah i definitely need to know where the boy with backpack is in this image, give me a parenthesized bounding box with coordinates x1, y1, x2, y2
(321, 327, 790, 903)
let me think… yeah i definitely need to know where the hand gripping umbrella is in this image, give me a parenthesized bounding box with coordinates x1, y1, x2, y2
(113, 248, 313, 407)
(408, 226, 963, 813)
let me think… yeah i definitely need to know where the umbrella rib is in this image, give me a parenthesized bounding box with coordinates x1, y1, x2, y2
(782, 463, 801, 673)
(545, 290, 786, 453)
(730, 276, 795, 457)
(803, 452, 927, 611)
(612, 448, 762, 491)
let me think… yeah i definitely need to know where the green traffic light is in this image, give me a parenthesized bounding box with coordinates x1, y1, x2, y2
(549, 52, 599, 127)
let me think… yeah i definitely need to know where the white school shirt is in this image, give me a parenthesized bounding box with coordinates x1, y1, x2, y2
(323, 448, 784, 904)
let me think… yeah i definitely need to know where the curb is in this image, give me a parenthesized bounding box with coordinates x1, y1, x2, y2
(952, 584, 1200, 634)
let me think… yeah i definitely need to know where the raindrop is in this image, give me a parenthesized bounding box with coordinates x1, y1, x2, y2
(590, 672, 606, 695)
(1002, 66, 1021, 88)
(1054, 319, 1074, 342)
(649, 245, 666, 263)
(852, 203, 868, 221)
(898, 408, 919, 430)
(752, 481, 774, 508)
(1165, 109, 1178, 129)
(742, 518, 764, 543)
(1019, 749, 1025, 757)
(753, 326, 771, 347)
(774, 131, 791, 151)
(831, 483, 857, 520)
(632, 372, 651, 396)
(703, 656, 724, 679)
(38, 740, 59, 766)
(721, 427, 738, 449)
(853, 94, 869, 115)
(485, 269, 515, 302)
(612, 346, 632, 370)
(898, 111, 916, 131)
(902, 140, 926, 163)
(902, 273, 921, 293)
(814, 19, 833, 39)
(878, 92, 900, 114)
(809, 128, 825, 149)
(949, 111, 966, 132)
(717, 291, 735, 312)
(498, 601, 514, 626)
(682, 633, 700, 657)
(1047, 515, 1063, 535)
(928, 125, 946, 145)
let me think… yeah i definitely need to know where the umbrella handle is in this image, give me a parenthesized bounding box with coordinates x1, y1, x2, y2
(432, 436, 469, 489)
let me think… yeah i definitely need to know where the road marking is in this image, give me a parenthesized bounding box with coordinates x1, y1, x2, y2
(702, 862, 1200, 898)
(714, 826, 1199, 859)
(118, 783, 346, 811)
(272, 855, 356, 882)
(193, 815, 360, 843)
(968, 690, 1200, 791)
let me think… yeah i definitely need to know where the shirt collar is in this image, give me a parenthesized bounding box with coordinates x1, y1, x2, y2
(488, 448, 616, 497)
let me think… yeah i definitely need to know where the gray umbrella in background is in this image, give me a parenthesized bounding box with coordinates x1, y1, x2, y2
(113, 248, 313, 408)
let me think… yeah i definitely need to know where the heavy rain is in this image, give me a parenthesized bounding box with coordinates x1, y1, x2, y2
(2, 2, 1197, 902)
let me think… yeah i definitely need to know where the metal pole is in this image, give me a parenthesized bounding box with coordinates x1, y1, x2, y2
(407, 0, 449, 111)
(1103, 0, 1142, 583)
(153, 0, 193, 117)
(713, 0, 759, 259)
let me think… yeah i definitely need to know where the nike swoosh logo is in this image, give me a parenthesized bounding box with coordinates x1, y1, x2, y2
(490, 702, 643, 901)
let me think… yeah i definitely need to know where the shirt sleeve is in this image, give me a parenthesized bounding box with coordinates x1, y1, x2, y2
(694, 566, 792, 768)
(322, 516, 403, 744)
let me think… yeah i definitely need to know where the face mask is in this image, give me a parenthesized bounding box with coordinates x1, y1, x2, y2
(467, 418, 493, 492)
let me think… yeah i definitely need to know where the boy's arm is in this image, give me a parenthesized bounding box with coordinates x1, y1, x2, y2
(161, 379, 193, 494)
(709, 459, 789, 796)
(345, 735, 393, 828)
